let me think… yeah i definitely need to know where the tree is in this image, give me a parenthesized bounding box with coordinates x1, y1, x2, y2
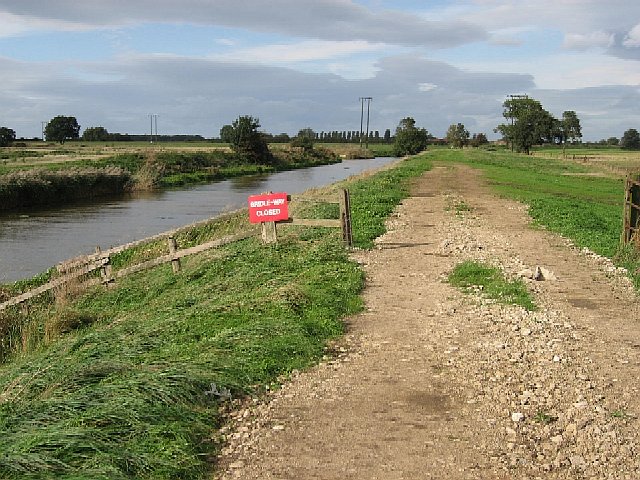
(470, 133, 489, 147)
(383, 129, 391, 143)
(228, 115, 271, 163)
(393, 117, 429, 156)
(45, 116, 80, 144)
(445, 123, 470, 148)
(606, 137, 620, 146)
(219, 124, 234, 143)
(560, 110, 582, 155)
(82, 126, 110, 142)
(621, 129, 640, 150)
(0, 127, 16, 147)
(496, 97, 555, 154)
(291, 128, 315, 152)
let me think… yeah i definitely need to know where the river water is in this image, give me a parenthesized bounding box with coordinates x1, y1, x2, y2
(0, 157, 397, 283)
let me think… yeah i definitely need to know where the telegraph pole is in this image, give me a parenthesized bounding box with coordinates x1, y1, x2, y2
(149, 114, 158, 143)
(359, 97, 372, 149)
(154, 114, 158, 143)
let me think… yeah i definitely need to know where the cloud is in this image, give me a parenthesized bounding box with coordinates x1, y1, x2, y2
(623, 23, 640, 47)
(563, 31, 615, 50)
(212, 40, 383, 64)
(0, 10, 90, 37)
(0, 0, 488, 47)
(1, 51, 636, 142)
(418, 83, 438, 92)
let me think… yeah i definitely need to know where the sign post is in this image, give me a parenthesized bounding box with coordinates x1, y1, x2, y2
(248, 192, 289, 244)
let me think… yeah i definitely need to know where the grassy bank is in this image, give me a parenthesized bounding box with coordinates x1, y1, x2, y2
(435, 148, 640, 290)
(0, 154, 431, 479)
(0, 146, 340, 211)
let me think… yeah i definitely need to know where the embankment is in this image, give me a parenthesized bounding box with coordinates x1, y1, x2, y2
(0, 154, 431, 479)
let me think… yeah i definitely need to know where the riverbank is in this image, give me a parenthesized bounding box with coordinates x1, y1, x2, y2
(0, 156, 398, 284)
(0, 145, 341, 211)
(0, 154, 431, 479)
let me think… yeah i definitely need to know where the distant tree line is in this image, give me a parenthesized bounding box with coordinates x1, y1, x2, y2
(4, 111, 640, 153)
(222, 127, 395, 144)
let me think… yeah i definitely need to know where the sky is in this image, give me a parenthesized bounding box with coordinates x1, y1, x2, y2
(0, 0, 639, 141)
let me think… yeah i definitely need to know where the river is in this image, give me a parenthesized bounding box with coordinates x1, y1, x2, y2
(0, 157, 397, 283)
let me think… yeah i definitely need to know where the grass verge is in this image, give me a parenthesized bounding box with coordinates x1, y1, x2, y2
(435, 148, 640, 291)
(448, 260, 536, 311)
(0, 154, 431, 479)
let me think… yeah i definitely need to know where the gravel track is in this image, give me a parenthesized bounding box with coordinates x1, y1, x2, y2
(214, 163, 640, 479)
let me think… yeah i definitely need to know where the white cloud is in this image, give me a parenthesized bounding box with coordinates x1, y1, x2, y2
(563, 31, 615, 50)
(418, 82, 438, 92)
(213, 40, 383, 64)
(0, 11, 92, 37)
(623, 23, 640, 47)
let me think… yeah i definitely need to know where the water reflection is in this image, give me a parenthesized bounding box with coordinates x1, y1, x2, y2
(229, 174, 269, 190)
(0, 157, 397, 282)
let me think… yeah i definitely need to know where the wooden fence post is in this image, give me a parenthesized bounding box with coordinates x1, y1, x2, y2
(633, 178, 640, 247)
(259, 190, 279, 244)
(339, 188, 353, 247)
(623, 175, 631, 244)
(168, 236, 181, 273)
(261, 222, 278, 244)
(623, 175, 640, 246)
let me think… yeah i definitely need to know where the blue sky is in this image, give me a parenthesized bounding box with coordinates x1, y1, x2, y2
(1, 0, 639, 140)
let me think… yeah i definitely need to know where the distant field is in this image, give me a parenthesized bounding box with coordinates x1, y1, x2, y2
(0, 141, 231, 170)
(0, 141, 395, 171)
(532, 146, 640, 174)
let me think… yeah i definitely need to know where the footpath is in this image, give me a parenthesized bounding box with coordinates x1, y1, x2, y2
(214, 164, 640, 480)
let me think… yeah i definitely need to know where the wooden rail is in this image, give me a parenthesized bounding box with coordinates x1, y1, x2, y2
(0, 190, 353, 311)
(0, 230, 257, 312)
(269, 189, 353, 246)
(622, 175, 640, 246)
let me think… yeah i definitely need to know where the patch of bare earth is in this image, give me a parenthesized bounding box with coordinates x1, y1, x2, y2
(213, 164, 640, 479)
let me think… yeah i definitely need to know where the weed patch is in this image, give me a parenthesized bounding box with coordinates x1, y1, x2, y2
(449, 260, 536, 311)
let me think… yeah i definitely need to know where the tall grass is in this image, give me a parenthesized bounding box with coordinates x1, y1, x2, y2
(0, 167, 132, 210)
(0, 154, 431, 479)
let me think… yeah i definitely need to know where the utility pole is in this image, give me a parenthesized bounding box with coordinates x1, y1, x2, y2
(149, 114, 158, 143)
(359, 97, 372, 149)
(154, 114, 158, 143)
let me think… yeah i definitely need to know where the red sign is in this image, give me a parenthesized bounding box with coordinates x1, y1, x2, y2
(248, 192, 289, 224)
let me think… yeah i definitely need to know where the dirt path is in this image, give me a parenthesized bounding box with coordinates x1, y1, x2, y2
(214, 164, 640, 479)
